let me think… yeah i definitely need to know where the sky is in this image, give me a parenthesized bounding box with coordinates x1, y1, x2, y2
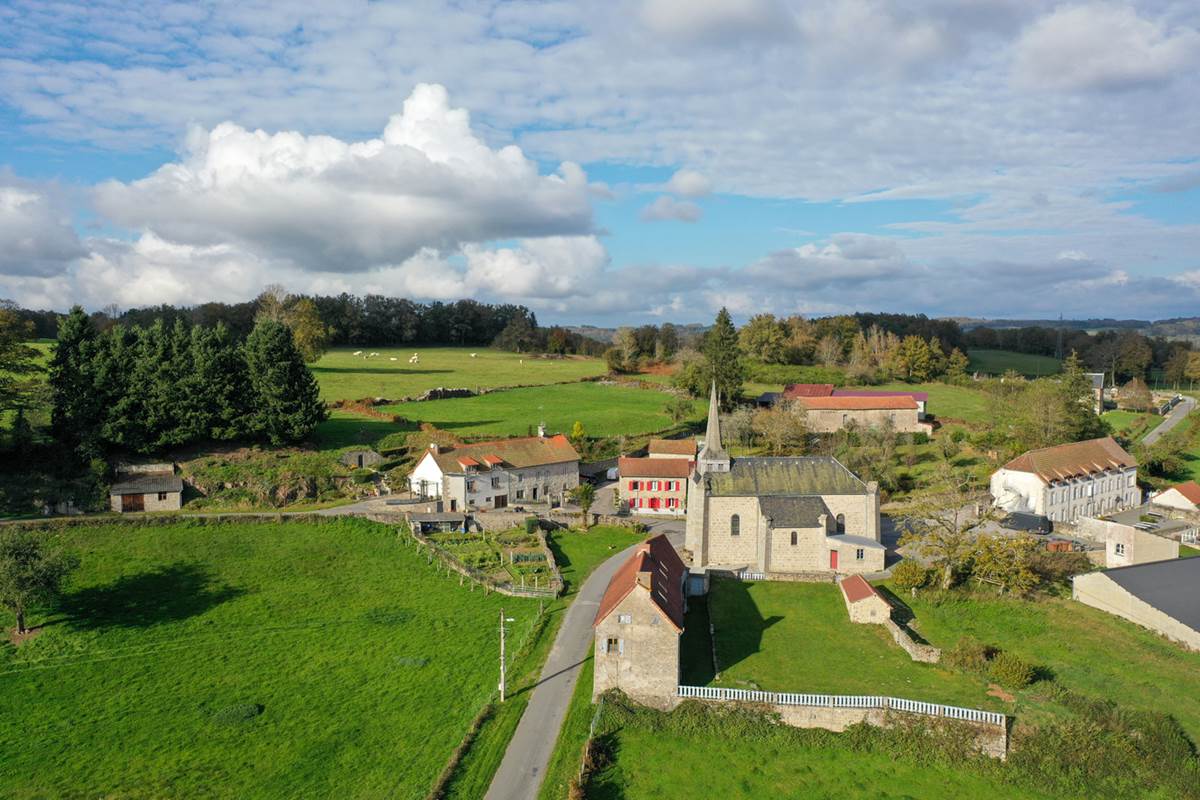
(1, 0, 1199, 325)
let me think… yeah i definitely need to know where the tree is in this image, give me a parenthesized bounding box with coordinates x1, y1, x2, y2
(0, 530, 79, 635)
(896, 336, 933, 382)
(48, 307, 103, 460)
(570, 420, 586, 446)
(971, 536, 1039, 596)
(703, 308, 744, 410)
(244, 320, 326, 445)
(1186, 352, 1200, 385)
(815, 335, 842, 367)
(0, 301, 41, 417)
(1117, 378, 1153, 412)
(187, 323, 250, 441)
(603, 347, 626, 374)
(664, 393, 694, 424)
(614, 327, 640, 367)
(751, 402, 808, 455)
(738, 314, 788, 363)
(656, 323, 679, 361)
(1115, 331, 1152, 380)
(287, 298, 329, 363)
(720, 406, 756, 450)
(1164, 348, 1191, 388)
(898, 461, 994, 590)
(945, 347, 970, 383)
(570, 482, 596, 529)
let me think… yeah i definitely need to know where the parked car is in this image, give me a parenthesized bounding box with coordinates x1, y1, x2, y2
(1001, 511, 1051, 534)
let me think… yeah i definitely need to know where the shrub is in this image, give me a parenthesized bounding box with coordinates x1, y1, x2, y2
(524, 516, 539, 535)
(351, 468, 375, 484)
(891, 560, 930, 591)
(909, 431, 930, 445)
(942, 636, 997, 674)
(949, 428, 967, 443)
(988, 651, 1035, 689)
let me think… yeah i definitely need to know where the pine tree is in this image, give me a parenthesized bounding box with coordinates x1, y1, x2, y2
(1060, 351, 1107, 442)
(48, 307, 103, 460)
(703, 308, 744, 410)
(188, 323, 250, 441)
(95, 325, 142, 451)
(244, 319, 326, 445)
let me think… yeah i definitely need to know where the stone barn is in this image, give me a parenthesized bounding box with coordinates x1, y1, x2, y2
(839, 575, 891, 623)
(339, 449, 384, 470)
(109, 464, 183, 513)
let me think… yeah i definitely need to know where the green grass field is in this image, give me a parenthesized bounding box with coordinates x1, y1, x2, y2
(968, 349, 1062, 377)
(1102, 410, 1162, 440)
(381, 382, 702, 439)
(871, 381, 993, 426)
(0, 518, 543, 799)
(311, 347, 605, 402)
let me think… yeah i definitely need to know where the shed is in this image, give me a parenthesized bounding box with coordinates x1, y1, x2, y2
(1072, 558, 1200, 651)
(109, 465, 184, 513)
(838, 574, 892, 624)
(340, 449, 384, 469)
(407, 512, 468, 534)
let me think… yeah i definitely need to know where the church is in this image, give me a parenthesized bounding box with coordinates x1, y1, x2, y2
(685, 384, 885, 578)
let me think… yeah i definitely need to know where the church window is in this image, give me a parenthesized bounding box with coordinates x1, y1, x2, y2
(836, 514, 845, 533)
(790, 531, 797, 546)
(730, 514, 740, 536)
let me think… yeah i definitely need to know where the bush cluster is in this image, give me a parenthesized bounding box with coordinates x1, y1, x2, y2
(943, 636, 1036, 690)
(890, 560, 931, 591)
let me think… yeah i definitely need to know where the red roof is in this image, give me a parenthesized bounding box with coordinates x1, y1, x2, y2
(798, 395, 917, 410)
(618, 456, 693, 479)
(482, 454, 504, 466)
(782, 383, 835, 398)
(833, 389, 929, 402)
(1162, 481, 1200, 505)
(648, 438, 697, 456)
(593, 534, 686, 631)
(457, 456, 480, 468)
(840, 574, 885, 604)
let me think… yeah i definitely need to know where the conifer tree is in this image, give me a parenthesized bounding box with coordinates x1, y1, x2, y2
(48, 307, 103, 460)
(188, 323, 250, 441)
(703, 307, 744, 410)
(244, 319, 326, 445)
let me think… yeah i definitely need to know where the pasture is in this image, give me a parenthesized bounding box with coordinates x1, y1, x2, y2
(381, 381, 703, 439)
(1101, 410, 1162, 440)
(0, 518, 542, 799)
(872, 381, 992, 426)
(967, 349, 1062, 377)
(311, 347, 606, 402)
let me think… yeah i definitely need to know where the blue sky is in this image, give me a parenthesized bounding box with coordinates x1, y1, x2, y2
(1, 0, 1199, 324)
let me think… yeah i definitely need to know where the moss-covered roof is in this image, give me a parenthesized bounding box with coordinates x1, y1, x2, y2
(706, 457, 865, 497)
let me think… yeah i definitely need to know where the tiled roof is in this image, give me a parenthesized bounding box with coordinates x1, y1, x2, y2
(1002, 436, 1136, 483)
(427, 434, 580, 473)
(797, 395, 918, 410)
(707, 457, 866, 497)
(593, 534, 686, 631)
(619, 457, 692, 479)
(840, 574, 885, 604)
(782, 383, 836, 398)
(1159, 481, 1200, 505)
(110, 472, 183, 495)
(759, 496, 829, 528)
(648, 438, 697, 456)
(832, 389, 929, 402)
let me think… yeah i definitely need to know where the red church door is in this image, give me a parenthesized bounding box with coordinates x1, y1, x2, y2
(829, 549, 838, 570)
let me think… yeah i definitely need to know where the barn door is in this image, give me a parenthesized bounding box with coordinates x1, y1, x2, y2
(829, 549, 838, 570)
(122, 494, 144, 512)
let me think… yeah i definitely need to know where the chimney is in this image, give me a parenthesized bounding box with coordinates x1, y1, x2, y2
(429, 443, 439, 453)
(537, 422, 546, 438)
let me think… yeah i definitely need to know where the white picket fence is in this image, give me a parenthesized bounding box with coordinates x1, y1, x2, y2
(735, 569, 768, 581)
(676, 685, 1005, 727)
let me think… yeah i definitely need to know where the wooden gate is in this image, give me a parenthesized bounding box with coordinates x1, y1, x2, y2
(121, 493, 145, 512)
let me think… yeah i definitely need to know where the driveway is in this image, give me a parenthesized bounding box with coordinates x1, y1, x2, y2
(1142, 396, 1195, 446)
(484, 525, 684, 800)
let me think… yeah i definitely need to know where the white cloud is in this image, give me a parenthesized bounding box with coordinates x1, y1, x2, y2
(640, 195, 703, 223)
(464, 236, 610, 298)
(0, 177, 86, 277)
(1013, 4, 1200, 91)
(638, 0, 796, 44)
(665, 169, 712, 197)
(93, 84, 595, 271)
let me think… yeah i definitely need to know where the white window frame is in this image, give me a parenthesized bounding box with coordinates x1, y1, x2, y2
(617, 613, 632, 624)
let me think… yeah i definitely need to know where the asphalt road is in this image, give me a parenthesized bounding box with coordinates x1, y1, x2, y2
(483, 519, 684, 800)
(1142, 396, 1195, 446)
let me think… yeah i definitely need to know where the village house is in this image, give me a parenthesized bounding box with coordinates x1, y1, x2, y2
(990, 437, 1139, 523)
(109, 463, 184, 513)
(1150, 481, 1200, 515)
(1085, 372, 1106, 414)
(407, 432, 580, 512)
(618, 456, 690, 515)
(647, 437, 697, 460)
(1073, 558, 1200, 651)
(685, 385, 885, 579)
(593, 533, 687, 706)
(1075, 514, 1181, 568)
(769, 384, 931, 433)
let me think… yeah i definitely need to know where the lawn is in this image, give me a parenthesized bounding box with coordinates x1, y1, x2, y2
(311, 408, 415, 451)
(871, 381, 992, 426)
(1102, 409, 1162, 440)
(381, 381, 703, 439)
(0, 518, 543, 799)
(311, 347, 605, 402)
(968, 349, 1062, 377)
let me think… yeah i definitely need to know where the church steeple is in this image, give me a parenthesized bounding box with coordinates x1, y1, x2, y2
(697, 381, 730, 474)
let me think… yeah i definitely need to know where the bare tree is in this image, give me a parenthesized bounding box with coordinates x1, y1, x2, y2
(898, 459, 995, 590)
(751, 401, 808, 455)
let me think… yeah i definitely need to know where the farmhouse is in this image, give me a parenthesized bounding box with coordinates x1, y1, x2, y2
(109, 464, 183, 513)
(1073, 558, 1200, 651)
(593, 533, 687, 706)
(407, 433, 580, 512)
(990, 437, 1139, 523)
(619, 457, 690, 515)
(685, 385, 884, 578)
(774, 384, 930, 433)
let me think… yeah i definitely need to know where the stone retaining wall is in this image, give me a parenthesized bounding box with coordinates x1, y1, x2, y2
(883, 618, 941, 663)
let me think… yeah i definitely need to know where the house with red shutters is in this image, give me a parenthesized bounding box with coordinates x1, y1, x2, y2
(619, 456, 691, 515)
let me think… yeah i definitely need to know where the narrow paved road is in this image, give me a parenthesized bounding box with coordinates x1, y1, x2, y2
(1143, 396, 1195, 446)
(484, 520, 684, 800)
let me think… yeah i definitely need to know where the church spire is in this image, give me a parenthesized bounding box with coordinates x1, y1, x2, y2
(697, 381, 730, 474)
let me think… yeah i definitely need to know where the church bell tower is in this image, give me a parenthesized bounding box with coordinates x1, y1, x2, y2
(696, 381, 730, 475)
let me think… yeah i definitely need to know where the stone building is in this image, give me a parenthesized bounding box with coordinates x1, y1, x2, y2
(839, 575, 892, 624)
(686, 384, 884, 578)
(407, 433, 579, 512)
(339, 449, 384, 469)
(990, 437, 1139, 523)
(1076, 515, 1180, 568)
(647, 438, 697, 460)
(797, 395, 930, 434)
(593, 534, 687, 706)
(618, 456, 690, 515)
(109, 464, 183, 513)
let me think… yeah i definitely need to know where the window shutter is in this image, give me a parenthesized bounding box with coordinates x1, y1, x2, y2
(618, 638, 625, 655)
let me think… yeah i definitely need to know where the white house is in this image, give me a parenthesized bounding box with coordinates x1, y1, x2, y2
(408, 433, 580, 512)
(990, 437, 1139, 523)
(1150, 481, 1200, 514)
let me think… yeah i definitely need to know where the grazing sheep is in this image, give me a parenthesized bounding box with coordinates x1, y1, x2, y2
(470, 353, 477, 358)
(352, 350, 362, 356)
(369, 352, 379, 358)
(389, 357, 397, 361)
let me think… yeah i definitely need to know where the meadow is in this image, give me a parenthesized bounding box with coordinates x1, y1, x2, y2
(0, 518, 543, 799)
(1101, 409, 1162, 441)
(310, 347, 606, 402)
(967, 349, 1062, 377)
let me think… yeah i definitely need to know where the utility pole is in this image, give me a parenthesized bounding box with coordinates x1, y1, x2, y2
(499, 608, 514, 701)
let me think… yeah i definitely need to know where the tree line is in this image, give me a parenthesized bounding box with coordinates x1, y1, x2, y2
(48, 307, 326, 461)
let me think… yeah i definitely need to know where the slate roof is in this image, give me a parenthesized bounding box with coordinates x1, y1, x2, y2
(593, 534, 686, 631)
(1099, 558, 1200, 632)
(706, 457, 866, 497)
(648, 437, 697, 456)
(797, 395, 918, 411)
(782, 383, 836, 398)
(759, 496, 830, 528)
(619, 457, 693, 479)
(426, 434, 579, 474)
(1002, 437, 1136, 483)
(110, 472, 183, 495)
(840, 574, 886, 604)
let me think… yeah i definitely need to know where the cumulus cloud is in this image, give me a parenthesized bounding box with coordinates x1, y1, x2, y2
(1013, 4, 1200, 91)
(93, 84, 595, 271)
(640, 195, 703, 222)
(0, 177, 86, 277)
(665, 169, 712, 197)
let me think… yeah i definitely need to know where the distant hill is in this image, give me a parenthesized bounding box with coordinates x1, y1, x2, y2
(565, 323, 709, 345)
(951, 316, 1200, 340)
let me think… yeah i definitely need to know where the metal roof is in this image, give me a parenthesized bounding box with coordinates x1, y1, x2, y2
(827, 534, 886, 549)
(1100, 558, 1200, 632)
(110, 472, 183, 495)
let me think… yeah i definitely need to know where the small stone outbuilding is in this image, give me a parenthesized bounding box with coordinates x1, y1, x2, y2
(593, 534, 687, 707)
(839, 574, 891, 624)
(339, 449, 384, 470)
(109, 464, 183, 513)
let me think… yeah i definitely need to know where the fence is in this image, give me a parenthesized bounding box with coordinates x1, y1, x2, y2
(676, 685, 1004, 727)
(407, 527, 562, 598)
